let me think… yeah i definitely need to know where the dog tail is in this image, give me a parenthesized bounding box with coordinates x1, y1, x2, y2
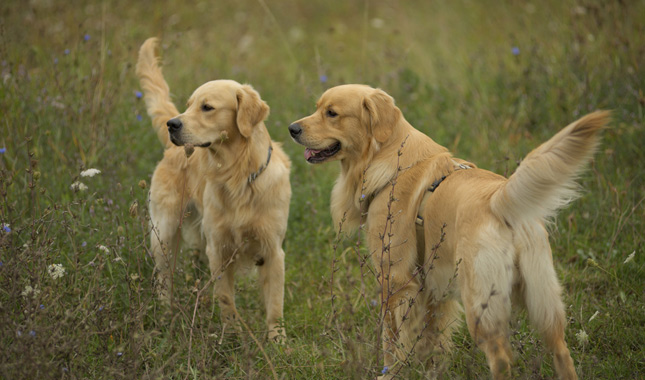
(491, 111, 609, 224)
(136, 37, 178, 149)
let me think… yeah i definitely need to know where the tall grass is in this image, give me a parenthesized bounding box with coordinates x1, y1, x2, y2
(1, 0, 643, 378)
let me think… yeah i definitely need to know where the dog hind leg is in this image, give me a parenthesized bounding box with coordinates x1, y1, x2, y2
(519, 224, 577, 380)
(149, 202, 181, 303)
(460, 232, 515, 379)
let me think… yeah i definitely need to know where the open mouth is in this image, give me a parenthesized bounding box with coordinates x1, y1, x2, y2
(304, 141, 341, 163)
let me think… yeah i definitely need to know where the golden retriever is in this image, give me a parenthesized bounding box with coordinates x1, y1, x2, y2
(289, 84, 607, 379)
(136, 38, 291, 341)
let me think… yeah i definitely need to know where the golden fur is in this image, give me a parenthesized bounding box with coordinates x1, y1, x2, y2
(289, 84, 608, 378)
(136, 38, 291, 341)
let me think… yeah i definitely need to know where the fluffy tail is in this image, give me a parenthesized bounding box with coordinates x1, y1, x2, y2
(491, 111, 609, 224)
(136, 37, 178, 148)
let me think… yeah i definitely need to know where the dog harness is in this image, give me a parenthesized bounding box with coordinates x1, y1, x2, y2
(248, 145, 273, 184)
(415, 162, 471, 226)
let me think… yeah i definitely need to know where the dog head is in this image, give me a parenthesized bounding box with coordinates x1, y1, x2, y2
(167, 80, 269, 148)
(288, 84, 401, 164)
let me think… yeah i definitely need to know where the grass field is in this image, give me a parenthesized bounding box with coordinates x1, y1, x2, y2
(1, 0, 644, 379)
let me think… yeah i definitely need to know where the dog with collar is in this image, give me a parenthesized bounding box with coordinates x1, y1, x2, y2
(137, 38, 291, 341)
(289, 84, 607, 378)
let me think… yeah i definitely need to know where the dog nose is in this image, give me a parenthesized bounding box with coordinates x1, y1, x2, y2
(167, 118, 183, 133)
(288, 123, 302, 138)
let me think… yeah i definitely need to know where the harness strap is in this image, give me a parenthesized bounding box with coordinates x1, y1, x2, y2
(416, 162, 471, 226)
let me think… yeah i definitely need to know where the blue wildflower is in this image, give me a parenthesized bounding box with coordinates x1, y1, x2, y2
(82, 241, 87, 247)
(0, 147, 6, 153)
(54, 58, 59, 64)
(382, 366, 389, 374)
(29, 330, 36, 337)
(135, 91, 143, 99)
(2, 225, 10, 233)
(64, 49, 70, 55)
(40, 304, 45, 309)
(84, 34, 91, 41)
(137, 114, 143, 121)
(511, 47, 520, 56)
(116, 352, 123, 357)
(99, 306, 104, 311)
(319, 74, 328, 84)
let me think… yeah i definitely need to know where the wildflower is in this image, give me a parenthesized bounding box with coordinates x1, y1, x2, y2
(116, 352, 123, 357)
(129, 201, 138, 218)
(48, 263, 66, 279)
(511, 47, 520, 56)
(70, 181, 88, 192)
(370, 18, 384, 29)
(81, 241, 87, 247)
(588, 310, 599, 322)
(0, 147, 5, 153)
(98, 245, 110, 254)
(135, 91, 143, 99)
(98, 306, 104, 312)
(80, 168, 101, 177)
(381, 366, 389, 374)
(84, 34, 90, 41)
(40, 304, 45, 309)
(138, 180, 147, 189)
(54, 58, 59, 65)
(29, 330, 36, 337)
(370, 299, 378, 307)
(22, 285, 41, 298)
(137, 114, 143, 121)
(623, 251, 635, 264)
(16, 330, 22, 337)
(64, 49, 70, 55)
(576, 329, 588, 346)
(319, 74, 328, 84)
(1, 223, 10, 233)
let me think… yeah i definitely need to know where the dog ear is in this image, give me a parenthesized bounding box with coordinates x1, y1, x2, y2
(236, 85, 270, 138)
(362, 89, 401, 143)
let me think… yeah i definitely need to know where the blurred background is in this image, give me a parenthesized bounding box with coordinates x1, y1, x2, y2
(1, 0, 643, 378)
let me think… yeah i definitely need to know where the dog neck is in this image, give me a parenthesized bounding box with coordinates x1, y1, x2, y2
(331, 119, 449, 233)
(206, 123, 273, 198)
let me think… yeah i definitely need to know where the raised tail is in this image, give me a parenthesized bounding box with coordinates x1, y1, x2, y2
(136, 38, 178, 148)
(491, 111, 609, 224)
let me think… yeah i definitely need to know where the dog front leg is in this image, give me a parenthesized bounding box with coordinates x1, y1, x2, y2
(258, 246, 286, 342)
(206, 243, 240, 335)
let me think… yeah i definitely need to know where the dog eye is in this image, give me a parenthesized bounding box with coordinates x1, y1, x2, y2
(201, 104, 214, 112)
(326, 109, 338, 118)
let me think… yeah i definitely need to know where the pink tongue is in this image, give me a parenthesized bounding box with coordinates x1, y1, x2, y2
(304, 148, 322, 160)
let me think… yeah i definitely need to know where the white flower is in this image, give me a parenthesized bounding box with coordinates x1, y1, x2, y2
(576, 329, 589, 346)
(623, 251, 635, 264)
(80, 168, 101, 177)
(21, 284, 41, 298)
(98, 245, 110, 254)
(70, 181, 88, 192)
(48, 263, 66, 279)
(588, 311, 599, 322)
(370, 18, 384, 29)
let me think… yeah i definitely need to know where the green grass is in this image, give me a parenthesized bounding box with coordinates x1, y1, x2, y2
(1, 0, 643, 379)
